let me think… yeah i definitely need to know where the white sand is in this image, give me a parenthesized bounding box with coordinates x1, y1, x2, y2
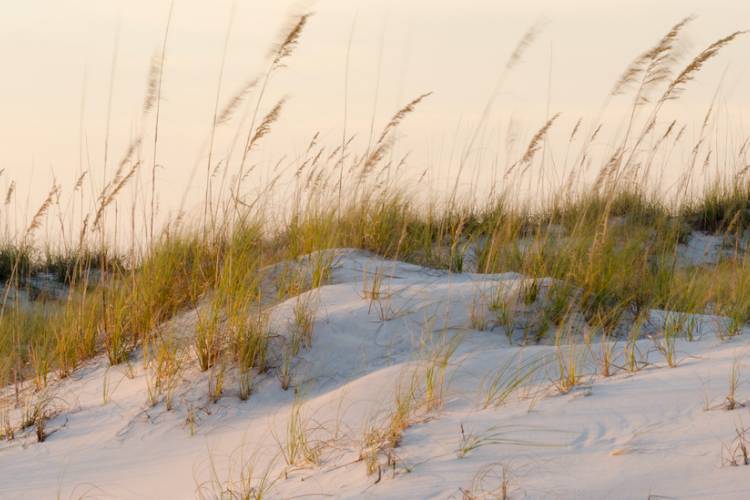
(1, 249, 749, 499)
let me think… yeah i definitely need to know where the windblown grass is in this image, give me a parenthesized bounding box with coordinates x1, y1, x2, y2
(1, 13, 749, 420)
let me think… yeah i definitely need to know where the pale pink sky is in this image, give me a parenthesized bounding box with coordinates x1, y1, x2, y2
(0, 0, 748, 236)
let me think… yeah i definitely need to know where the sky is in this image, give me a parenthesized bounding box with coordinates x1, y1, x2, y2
(0, 0, 748, 239)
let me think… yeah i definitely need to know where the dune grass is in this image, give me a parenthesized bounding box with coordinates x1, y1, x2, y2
(0, 12, 748, 418)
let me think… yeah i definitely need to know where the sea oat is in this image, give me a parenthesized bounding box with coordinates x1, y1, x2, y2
(611, 16, 693, 98)
(270, 13, 313, 68)
(662, 31, 747, 101)
(217, 77, 260, 125)
(247, 98, 286, 153)
(520, 113, 561, 166)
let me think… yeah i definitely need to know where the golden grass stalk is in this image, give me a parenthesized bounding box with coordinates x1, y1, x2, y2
(611, 16, 693, 98)
(270, 13, 313, 68)
(662, 31, 747, 102)
(217, 77, 260, 126)
(507, 113, 561, 177)
(247, 98, 286, 153)
(375, 92, 433, 145)
(143, 51, 163, 114)
(24, 184, 60, 242)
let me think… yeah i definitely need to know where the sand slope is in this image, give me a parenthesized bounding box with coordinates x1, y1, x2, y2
(1, 250, 749, 499)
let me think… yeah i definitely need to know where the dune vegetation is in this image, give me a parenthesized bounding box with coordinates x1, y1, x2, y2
(2, 10, 750, 499)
